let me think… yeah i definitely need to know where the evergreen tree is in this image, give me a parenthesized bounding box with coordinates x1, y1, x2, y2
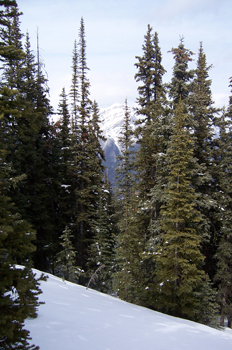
(70, 39, 78, 129)
(0, 3, 59, 272)
(134, 26, 167, 244)
(214, 81, 232, 327)
(113, 100, 143, 303)
(87, 180, 116, 293)
(133, 27, 169, 305)
(154, 99, 216, 322)
(190, 42, 219, 280)
(88, 100, 106, 192)
(56, 226, 79, 283)
(71, 18, 93, 270)
(135, 26, 166, 122)
(56, 87, 73, 227)
(115, 99, 135, 204)
(0, 3, 44, 345)
(85, 100, 115, 292)
(190, 42, 216, 164)
(168, 37, 194, 108)
(68, 19, 107, 282)
(58, 87, 71, 149)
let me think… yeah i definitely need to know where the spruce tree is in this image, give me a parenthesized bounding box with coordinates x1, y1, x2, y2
(214, 81, 232, 327)
(0, 4, 44, 344)
(68, 19, 107, 281)
(190, 42, 216, 164)
(87, 180, 116, 293)
(134, 26, 167, 245)
(113, 100, 143, 303)
(56, 87, 74, 227)
(70, 39, 78, 129)
(133, 27, 169, 305)
(71, 18, 93, 270)
(135, 26, 166, 122)
(22, 31, 58, 273)
(154, 99, 213, 322)
(88, 100, 106, 193)
(190, 42, 219, 280)
(56, 226, 79, 283)
(115, 99, 135, 204)
(85, 100, 115, 292)
(0, 3, 59, 272)
(168, 37, 194, 108)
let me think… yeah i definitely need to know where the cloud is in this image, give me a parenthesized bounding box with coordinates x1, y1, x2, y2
(19, 0, 232, 110)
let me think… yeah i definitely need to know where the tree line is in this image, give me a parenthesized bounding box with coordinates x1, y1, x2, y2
(1, 1, 232, 347)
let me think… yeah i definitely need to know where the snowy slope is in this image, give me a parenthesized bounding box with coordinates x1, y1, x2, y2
(25, 269, 232, 350)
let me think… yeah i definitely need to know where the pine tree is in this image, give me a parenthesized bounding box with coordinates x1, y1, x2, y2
(113, 100, 143, 303)
(190, 42, 219, 280)
(133, 27, 169, 305)
(190, 42, 216, 164)
(23, 31, 58, 273)
(0, 3, 60, 272)
(134, 26, 167, 244)
(0, 4, 44, 345)
(168, 37, 194, 108)
(87, 180, 116, 293)
(115, 99, 135, 204)
(70, 39, 78, 129)
(71, 18, 93, 269)
(154, 99, 212, 321)
(88, 100, 106, 192)
(214, 81, 232, 327)
(68, 19, 107, 281)
(135, 26, 166, 122)
(85, 100, 115, 292)
(56, 87, 73, 227)
(55, 226, 79, 283)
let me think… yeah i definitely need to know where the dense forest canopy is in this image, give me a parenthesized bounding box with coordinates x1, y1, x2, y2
(1, 1, 232, 347)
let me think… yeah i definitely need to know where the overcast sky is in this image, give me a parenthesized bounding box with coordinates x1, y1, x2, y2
(19, 0, 232, 112)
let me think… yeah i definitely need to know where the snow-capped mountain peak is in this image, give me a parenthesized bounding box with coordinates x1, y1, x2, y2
(99, 103, 138, 185)
(100, 102, 137, 151)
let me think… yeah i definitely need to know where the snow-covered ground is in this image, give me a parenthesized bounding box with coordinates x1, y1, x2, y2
(25, 269, 232, 350)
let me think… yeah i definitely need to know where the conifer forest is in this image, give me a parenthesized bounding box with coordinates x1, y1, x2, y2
(1, 1, 232, 347)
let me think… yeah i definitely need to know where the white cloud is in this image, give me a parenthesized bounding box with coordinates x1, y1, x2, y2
(19, 0, 232, 110)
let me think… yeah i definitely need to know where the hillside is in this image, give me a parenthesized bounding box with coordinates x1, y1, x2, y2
(25, 269, 232, 350)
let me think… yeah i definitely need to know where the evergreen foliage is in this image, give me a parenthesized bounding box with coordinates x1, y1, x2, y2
(114, 100, 143, 303)
(0, 0, 230, 329)
(168, 37, 194, 107)
(116, 99, 135, 203)
(0, 3, 59, 272)
(70, 39, 78, 129)
(154, 99, 211, 321)
(0, 15, 43, 345)
(87, 180, 116, 293)
(134, 26, 167, 249)
(69, 18, 94, 270)
(55, 226, 79, 283)
(135, 26, 166, 122)
(214, 81, 232, 326)
(190, 43, 219, 279)
(67, 19, 108, 284)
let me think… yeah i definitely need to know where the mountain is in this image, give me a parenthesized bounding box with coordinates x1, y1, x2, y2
(25, 268, 232, 350)
(100, 102, 137, 186)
